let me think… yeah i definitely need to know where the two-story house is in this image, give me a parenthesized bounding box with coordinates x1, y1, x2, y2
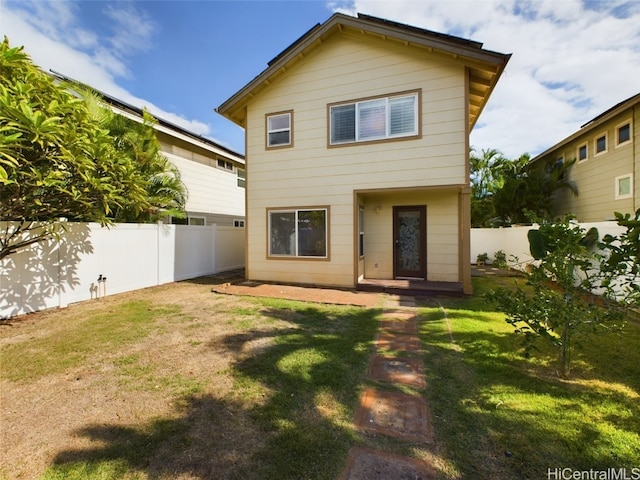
(50, 71, 246, 227)
(104, 94, 247, 227)
(531, 92, 639, 222)
(216, 13, 510, 294)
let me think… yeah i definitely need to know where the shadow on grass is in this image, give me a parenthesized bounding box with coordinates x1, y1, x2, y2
(217, 304, 381, 479)
(418, 288, 640, 480)
(46, 301, 381, 480)
(47, 394, 262, 480)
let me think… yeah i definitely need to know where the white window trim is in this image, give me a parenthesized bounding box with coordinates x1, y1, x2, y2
(267, 207, 329, 259)
(237, 168, 246, 189)
(577, 142, 588, 163)
(266, 111, 293, 149)
(329, 90, 420, 146)
(217, 158, 234, 172)
(594, 132, 608, 157)
(233, 219, 245, 228)
(615, 174, 633, 200)
(188, 216, 206, 226)
(615, 120, 633, 148)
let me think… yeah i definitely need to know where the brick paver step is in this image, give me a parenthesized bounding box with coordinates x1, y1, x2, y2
(354, 388, 432, 443)
(375, 331, 422, 354)
(379, 317, 419, 335)
(367, 354, 426, 388)
(339, 446, 435, 480)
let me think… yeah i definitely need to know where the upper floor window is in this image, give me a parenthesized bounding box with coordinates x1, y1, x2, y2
(554, 155, 568, 179)
(577, 143, 588, 162)
(595, 133, 607, 156)
(237, 168, 246, 188)
(329, 90, 420, 146)
(266, 111, 293, 148)
(217, 159, 234, 171)
(616, 121, 632, 147)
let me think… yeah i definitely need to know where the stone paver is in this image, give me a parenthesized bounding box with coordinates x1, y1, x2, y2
(379, 318, 419, 335)
(339, 446, 436, 480)
(368, 354, 426, 388)
(379, 310, 417, 321)
(354, 388, 432, 443)
(375, 331, 422, 354)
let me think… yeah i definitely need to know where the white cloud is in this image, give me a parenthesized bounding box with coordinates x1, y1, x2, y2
(331, 0, 640, 158)
(0, 0, 211, 137)
(103, 3, 158, 57)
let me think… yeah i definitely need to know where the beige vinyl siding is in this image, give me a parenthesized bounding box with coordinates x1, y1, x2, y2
(552, 108, 637, 222)
(245, 31, 468, 287)
(361, 190, 459, 282)
(634, 109, 640, 205)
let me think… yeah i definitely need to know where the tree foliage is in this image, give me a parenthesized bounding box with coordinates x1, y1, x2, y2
(0, 38, 186, 260)
(470, 147, 578, 227)
(493, 156, 577, 225)
(486, 216, 627, 377)
(470, 148, 507, 227)
(81, 91, 187, 223)
(599, 209, 640, 305)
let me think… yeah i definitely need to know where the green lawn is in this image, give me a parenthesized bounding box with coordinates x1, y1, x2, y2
(419, 276, 640, 479)
(1, 276, 638, 480)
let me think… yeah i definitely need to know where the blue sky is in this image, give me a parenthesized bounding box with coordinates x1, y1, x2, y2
(1, 0, 639, 158)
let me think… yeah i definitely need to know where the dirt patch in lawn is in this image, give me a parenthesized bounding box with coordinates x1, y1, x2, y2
(0, 275, 295, 480)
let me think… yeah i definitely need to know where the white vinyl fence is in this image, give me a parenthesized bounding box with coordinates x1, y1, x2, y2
(470, 221, 627, 270)
(0, 222, 245, 319)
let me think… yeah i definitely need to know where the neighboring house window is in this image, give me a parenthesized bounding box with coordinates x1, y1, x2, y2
(577, 143, 588, 162)
(329, 90, 420, 146)
(615, 174, 633, 200)
(595, 133, 607, 156)
(170, 216, 205, 226)
(268, 208, 328, 258)
(554, 155, 567, 180)
(233, 219, 245, 228)
(266, 111, 293, 148)
(217, 159, 234, 171)
(359, 206, 365, 257)
(237, 168, 246, 188)
(616, 121, 632, 147)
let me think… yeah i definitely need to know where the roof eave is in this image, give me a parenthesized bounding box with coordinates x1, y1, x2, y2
(216, 12, 511, 128)
(530, 92, 640, 163)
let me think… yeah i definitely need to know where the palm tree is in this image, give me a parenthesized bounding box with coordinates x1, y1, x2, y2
(470, 148, 507, 227)
(493, 155, 578, 225)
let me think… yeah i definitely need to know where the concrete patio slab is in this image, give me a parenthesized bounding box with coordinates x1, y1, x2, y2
(354, 388, 432, 443)
(339, 446, 436, 480)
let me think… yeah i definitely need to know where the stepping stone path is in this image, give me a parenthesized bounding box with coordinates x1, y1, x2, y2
(340, 309, 436, 480)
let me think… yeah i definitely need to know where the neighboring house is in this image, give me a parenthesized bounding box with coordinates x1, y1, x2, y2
(105, 95, 247, 227)
(216, 13, 510, 294)
(531, 93, 639, 222)
(50, 72, 246, 227)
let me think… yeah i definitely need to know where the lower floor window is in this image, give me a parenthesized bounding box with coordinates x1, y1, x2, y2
(268, 208, 327, 258)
